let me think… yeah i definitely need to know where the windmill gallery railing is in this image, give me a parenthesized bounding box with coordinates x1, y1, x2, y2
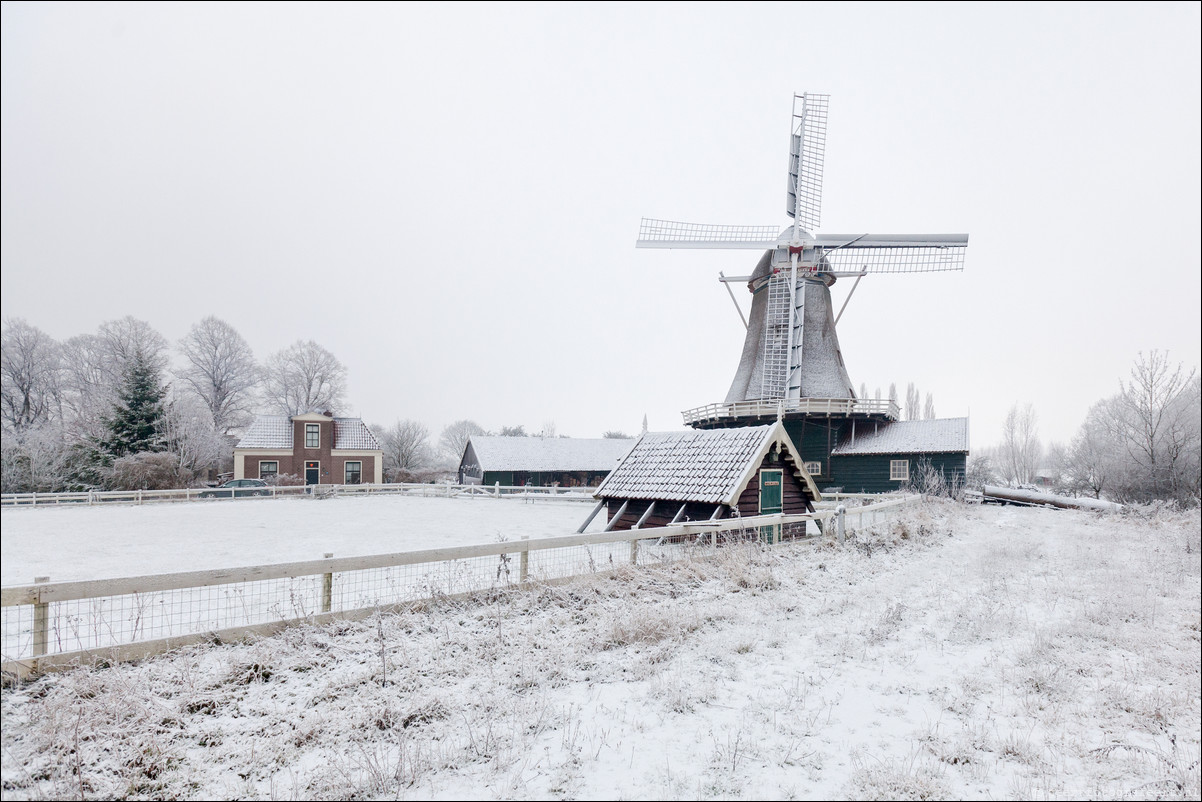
(682, 397, 901, 427)
(0, 496, 919, 678)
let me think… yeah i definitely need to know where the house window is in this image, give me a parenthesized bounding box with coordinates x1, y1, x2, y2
(804, 461, 822, 476)
(890, 459, 910, 481)
(259, 461, 278, 481)
(344, 461, 362, 485)
(305, 423, 320, 449)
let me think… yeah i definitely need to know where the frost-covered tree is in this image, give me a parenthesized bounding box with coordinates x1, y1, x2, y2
(923, 393, 936, 420)
(888, 383, 898, 408)
(0, 424, 73, 493)
(379, 419, 432, 480)
(177, 316, 259, 435)
(1, 318, 61, 430)
(998, 402, 1042, 486)
(263, 340, 347, 416)
(100, 348, 167, 460)
(438, 419, 486, 462)
(98, 316, 170, 382)
(160, 393, 232, 478)
(499, 425, 527, 437)
(859, 382, 868, 400)
(603, 430, 632, 439)
(1111, 352, 1199, 502)
(905, 383, 921, 421)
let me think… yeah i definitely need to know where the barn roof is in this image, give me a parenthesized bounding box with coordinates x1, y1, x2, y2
(467, 436, 634, 472)
(235, 415, 381, 451)
(595, 422, 819, 506)
(830, 417, 969, 456)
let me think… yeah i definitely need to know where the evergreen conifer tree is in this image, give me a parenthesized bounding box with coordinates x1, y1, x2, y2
(101, 348, 167, 459)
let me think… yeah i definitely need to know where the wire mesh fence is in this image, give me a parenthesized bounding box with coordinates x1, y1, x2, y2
(2, 498, 917, 675)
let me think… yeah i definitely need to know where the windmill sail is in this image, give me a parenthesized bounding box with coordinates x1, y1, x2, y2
(786, 93, 829, 231)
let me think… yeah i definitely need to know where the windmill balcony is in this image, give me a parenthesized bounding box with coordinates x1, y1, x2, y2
(682, 397, 901, 427)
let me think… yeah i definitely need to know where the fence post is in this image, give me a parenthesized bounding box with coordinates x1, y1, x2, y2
(836, 505, 846, 544)
(773, 516, 781, 545)
(519, 537, 529, 583)
(321, 554, 333, 613)
(630, 538, 639, 565)
(32, 576, 50, 663)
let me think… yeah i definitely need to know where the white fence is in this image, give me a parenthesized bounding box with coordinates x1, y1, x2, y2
(0, 495, 920, 679)
(0, 482, 597, 508)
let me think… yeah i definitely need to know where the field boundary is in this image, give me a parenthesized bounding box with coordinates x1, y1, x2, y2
(1, 495, 919, 679)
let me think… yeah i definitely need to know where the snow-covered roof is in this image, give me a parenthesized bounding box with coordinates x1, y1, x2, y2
(595, 423, 818, 505)
(235, 415, 381, 451)
(467, 437, 634, 472)
(830, 417, 969, 456)
(236, 416, 293, 449)
(333, 419, 381, 450)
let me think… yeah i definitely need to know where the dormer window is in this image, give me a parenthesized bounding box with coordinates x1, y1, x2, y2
(305, 423, 321, 449)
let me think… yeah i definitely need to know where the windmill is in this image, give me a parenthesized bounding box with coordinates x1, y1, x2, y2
(638, 93, 968, 428)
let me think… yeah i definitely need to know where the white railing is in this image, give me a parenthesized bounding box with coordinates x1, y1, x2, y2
(0, 495, 920, 677)
(681, 397, 901, 426)
(0, 482, 599, 508)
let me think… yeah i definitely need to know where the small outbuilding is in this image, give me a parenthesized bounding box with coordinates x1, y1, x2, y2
(458, 436, 635, 487)
(593, 421, 821, 531)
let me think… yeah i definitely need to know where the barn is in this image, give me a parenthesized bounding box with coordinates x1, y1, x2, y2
(592, 421, 820, 531)
(826, 417, 969, 493)
(458, 436, 635, 487)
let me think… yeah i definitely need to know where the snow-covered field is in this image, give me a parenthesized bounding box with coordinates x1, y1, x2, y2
(2, 501, 1199, 800)
(0, 495, 605, 585)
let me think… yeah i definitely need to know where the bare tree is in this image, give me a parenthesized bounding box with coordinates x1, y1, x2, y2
(98, 316, 170, 380)
(438, 419, 487, 462)
(379, 419, 432, 480)
(263, 340, 347, 416)
(1064, 400, 1120, 498)
(499, 425, 527, 437)
(923, 393, 936, 420)
(603, 430, 632, 439)
(58, 333, 112, 441)
(537, 420, 557, 438)
(1107, 352, 1200, 502)
(888, 383, 898, 409)
(859, 382, 868, 400)
(1, 318, 61, 430)
(998, 402, 1042, 486)
(177, 316, 260, 435)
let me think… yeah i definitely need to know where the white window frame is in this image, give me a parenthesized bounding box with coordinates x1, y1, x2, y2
(344, 461, 362, 485)
(258, 460, 279, 480)
(890, 459, 910, 481)
(305, 423, 321, 449)
(803, 460, 822, 476)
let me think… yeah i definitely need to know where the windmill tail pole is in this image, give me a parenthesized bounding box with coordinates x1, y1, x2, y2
(982, 486, 1124, 513)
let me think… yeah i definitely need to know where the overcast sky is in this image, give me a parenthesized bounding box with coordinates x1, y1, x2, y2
(3, 2, 1199, 448)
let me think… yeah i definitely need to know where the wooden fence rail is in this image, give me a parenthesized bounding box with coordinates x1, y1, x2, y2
(0, 482, 598, 508)
(1, 495, 920, 679)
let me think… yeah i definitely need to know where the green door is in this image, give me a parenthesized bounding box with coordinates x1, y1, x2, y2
(759, 469, 783, 542)
(759, 470, 783, 514)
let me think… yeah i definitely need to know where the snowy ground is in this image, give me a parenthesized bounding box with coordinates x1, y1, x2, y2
(0, 495, 605, 585)
(2, 501, 1199, 800)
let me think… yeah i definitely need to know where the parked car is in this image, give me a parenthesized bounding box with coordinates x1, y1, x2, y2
(199, 479, 271, 499)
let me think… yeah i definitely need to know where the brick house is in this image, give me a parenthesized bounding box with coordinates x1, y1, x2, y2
(233, 411, 383, 485)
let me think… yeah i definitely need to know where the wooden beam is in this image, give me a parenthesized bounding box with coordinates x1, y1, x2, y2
(632, 501, 657, 529)
(603, 500, 629, 532)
